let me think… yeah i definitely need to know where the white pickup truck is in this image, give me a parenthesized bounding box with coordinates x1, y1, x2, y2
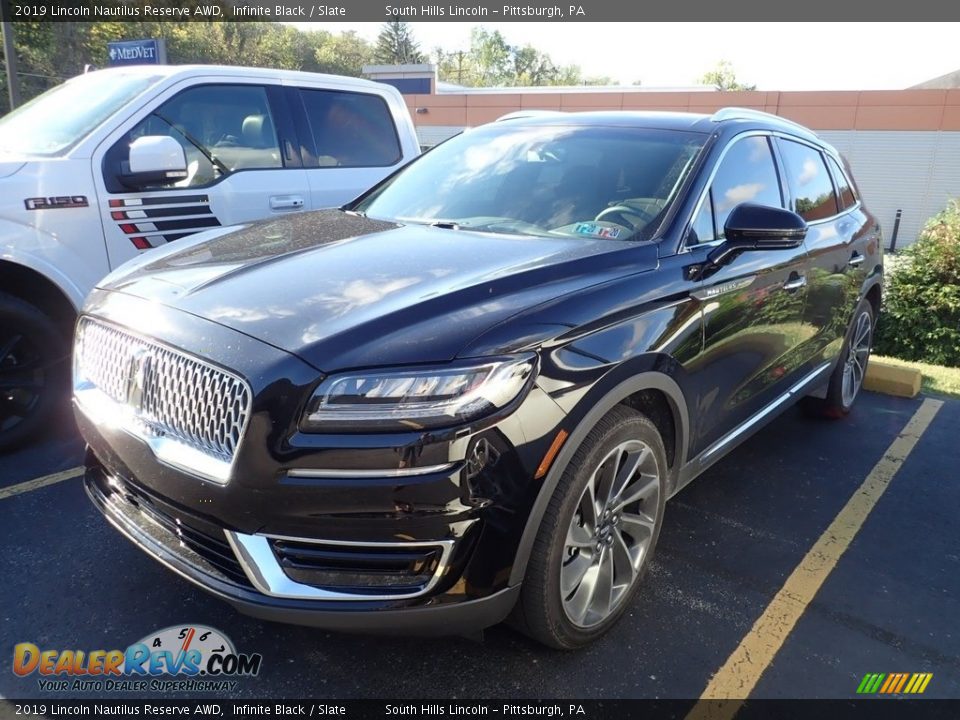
(0, 64, 420, 450)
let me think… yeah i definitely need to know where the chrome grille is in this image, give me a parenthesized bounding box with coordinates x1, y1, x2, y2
(75, 318, 251, 468)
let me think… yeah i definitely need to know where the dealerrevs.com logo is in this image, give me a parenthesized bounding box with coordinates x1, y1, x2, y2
(13, 625, 262, 693)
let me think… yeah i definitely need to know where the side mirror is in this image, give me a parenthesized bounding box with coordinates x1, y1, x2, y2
(707, 203, 807, 268)
(120, 136, 188, 189)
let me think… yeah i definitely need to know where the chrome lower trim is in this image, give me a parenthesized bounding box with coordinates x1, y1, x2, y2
(225, 531, 455, 601)
(286, 463, 457, 479)
(699, 361, 831, 465)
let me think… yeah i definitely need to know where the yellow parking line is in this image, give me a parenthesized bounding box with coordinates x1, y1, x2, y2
(687, 398, 943, 720)
(0, 466, 84, 500)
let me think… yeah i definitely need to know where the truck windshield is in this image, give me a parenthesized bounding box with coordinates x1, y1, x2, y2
(0, 72, 162, 156)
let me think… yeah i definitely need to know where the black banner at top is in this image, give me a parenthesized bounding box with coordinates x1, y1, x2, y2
(1, 0, 959, 22)
(1, 699, 959, 720)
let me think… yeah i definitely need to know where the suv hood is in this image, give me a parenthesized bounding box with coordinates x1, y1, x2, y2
(100, 211, 657, 370)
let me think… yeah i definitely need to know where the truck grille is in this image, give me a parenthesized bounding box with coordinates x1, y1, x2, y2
(74, 318, 252, 478)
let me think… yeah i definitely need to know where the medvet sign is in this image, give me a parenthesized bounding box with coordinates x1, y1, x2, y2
(107, 39, 167, 66)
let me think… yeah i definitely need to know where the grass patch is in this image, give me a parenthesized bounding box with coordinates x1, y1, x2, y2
(873, 355, 960, 398)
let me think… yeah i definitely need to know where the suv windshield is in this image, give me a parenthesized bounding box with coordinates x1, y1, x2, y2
(0, 72, 162, 156)
(353, 123, 707, 241)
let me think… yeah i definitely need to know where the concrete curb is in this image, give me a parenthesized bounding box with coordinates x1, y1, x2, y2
(865, 360, 923, 399)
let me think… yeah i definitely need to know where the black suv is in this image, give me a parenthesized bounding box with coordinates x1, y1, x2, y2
(75, 108, 882, 649)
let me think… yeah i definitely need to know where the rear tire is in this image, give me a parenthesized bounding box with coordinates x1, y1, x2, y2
(802, 298, 874, 419)
(514, 405, 667, 649)
(0, 292, 68, 452)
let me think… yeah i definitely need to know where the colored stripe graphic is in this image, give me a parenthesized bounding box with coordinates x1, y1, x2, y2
(857, 673, 932, 694)
(111, 194, 210, 207)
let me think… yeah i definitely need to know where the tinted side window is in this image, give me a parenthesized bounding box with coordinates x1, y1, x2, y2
(104, 84, 282, 192)
(697, 135, 783, 243)
(826, 155, 857, 210)
(299, 89, 401, 168)
(778, 139, 839, 222)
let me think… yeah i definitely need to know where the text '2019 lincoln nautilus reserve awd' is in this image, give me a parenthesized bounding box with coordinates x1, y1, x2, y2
(74, 108, 882, 649)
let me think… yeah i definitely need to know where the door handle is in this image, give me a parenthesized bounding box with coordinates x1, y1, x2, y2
(848, 253, 865, 267)
(270, 195, 304, 210)
(783, 275, 807, 291)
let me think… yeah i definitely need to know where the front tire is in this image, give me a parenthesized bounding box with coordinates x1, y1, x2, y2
(515, 405, 667, 649)
(0, 292, 68, 452)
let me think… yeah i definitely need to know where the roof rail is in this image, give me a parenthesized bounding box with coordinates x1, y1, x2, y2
(710, 107, 815, 135)
(495, 110, 568, 122)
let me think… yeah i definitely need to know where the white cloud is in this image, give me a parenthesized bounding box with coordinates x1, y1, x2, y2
(798, 157, 820, 186)
(719, 182, 766, 211)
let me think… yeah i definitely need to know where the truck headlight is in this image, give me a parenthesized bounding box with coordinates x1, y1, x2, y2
(300, 355, 536, 432)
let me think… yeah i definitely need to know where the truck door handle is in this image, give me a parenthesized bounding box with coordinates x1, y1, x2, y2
(270, 195, 304, 210)
(783, 275, 807, 292)
(848, 253, 865, 267)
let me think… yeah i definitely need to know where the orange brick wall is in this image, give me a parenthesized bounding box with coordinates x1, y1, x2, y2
(404, 89, 960, 132)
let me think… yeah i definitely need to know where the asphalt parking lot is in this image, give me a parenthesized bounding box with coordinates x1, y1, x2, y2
(1, 390, 957, 701)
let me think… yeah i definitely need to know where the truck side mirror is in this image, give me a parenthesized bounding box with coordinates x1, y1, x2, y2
(121, 136, 188, 189)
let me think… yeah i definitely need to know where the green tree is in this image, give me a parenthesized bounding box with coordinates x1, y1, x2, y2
(699, 60, 756, 91)
(374, 21, 423, 65)
(0, 20, 377, 115)
(432, 30, 611, 88)
(315, 31, 375, 76)
(468, 28, 512, 86)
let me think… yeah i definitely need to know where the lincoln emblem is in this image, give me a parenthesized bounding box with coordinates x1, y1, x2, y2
(125, 348, 152, 412)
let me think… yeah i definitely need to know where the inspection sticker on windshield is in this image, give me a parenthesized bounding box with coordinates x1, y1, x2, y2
(575, 223, 620, 239)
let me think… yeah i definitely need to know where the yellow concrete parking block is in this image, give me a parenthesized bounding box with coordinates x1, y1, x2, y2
(865, 360, 922, 398)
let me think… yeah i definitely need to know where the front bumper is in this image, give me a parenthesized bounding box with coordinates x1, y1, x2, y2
(73, 294, 569, 634)
(84, 462, 519, 634)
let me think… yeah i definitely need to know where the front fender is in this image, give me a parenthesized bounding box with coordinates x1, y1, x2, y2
(508, 357, 692, 587)
(0, 227, 87, 311)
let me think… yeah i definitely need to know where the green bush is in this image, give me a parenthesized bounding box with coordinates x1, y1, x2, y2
(874, 200, 960, 367)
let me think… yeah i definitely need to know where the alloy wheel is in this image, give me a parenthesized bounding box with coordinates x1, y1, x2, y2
(841, 310, 872, 408)
(560, 439, 661, 628)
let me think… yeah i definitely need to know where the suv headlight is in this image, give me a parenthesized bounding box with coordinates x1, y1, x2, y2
(300, 355, 536, 432)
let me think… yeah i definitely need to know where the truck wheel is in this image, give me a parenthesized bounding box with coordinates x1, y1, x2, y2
(513, 405, 667, 649)
(0, 292, 68, 452)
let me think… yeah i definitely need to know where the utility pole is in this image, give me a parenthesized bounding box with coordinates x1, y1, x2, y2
(1, 0, 21, 111)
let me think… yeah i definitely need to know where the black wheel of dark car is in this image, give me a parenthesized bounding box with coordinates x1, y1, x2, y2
(803, 298, 875, 419)
(0, 292, 67, 452)
(514, 405, 667, 649)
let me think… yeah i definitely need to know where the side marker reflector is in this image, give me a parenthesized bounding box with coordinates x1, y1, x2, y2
(535, 429, 569, 480)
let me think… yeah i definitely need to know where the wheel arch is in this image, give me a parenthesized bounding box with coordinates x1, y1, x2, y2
(0, 260, 79, 338)
(508, 369, 690, 587)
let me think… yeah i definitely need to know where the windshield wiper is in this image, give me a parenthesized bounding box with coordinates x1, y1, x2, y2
(151, 111, 231, 178)
(428, 220, 462, 230)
